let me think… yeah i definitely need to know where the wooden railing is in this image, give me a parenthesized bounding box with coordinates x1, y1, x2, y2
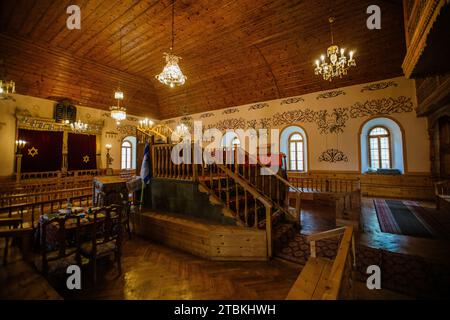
(151, 143, 276, 257)
(64, 169, 106, 178)
(198, 162, 274, 257)
(152, 144, 195, 180)
(152, 144, 301, 220)
(20, 171, 60, 180)
(232, 147, 302, 223)
(287, 226, 355, 300)
(288, 176, 360, 193)
(0, 194, 93, 229)
(18, 169, 105, 181)
(0, 187, 92, 208)
(0, 177, 93, 197)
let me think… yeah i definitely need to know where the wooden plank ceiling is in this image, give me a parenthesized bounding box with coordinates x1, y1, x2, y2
(0, 0, 405, 119)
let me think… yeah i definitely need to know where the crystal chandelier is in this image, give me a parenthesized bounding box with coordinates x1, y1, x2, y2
(70, 119, 88, 132)
(155, 0, 187, 88)
(314, 17, 356, 81)
(110, 89, 126, 123)
(110, 105, 127, 123)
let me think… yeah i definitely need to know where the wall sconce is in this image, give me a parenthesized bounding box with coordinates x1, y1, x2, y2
(105, 144, 113, 169)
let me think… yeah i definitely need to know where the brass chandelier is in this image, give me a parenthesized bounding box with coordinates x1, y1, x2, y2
(155, 0, 187, 88)
(314, 17, 356, 81)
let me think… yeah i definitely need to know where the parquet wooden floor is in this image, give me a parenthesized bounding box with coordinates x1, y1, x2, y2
(57, 238, 301, 300)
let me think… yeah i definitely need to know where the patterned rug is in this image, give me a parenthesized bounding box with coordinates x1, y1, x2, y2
(373, 199, 443, 238)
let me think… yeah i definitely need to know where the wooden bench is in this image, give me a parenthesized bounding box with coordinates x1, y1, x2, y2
(286, 226, 355, 300)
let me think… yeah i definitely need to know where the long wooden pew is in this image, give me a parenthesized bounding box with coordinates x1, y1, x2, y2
(286, 226, 355, 300)
(0, 187, 92, 207)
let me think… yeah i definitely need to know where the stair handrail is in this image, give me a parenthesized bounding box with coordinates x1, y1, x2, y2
(228, 147, 302, 222)
(215, 164, 273, 209)
(236, 146, 303, 194)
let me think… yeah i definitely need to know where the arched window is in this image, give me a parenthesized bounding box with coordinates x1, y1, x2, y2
(288, 133, 304, 171)
(121, 140, 132, 169)
(368, 126, 391, 169)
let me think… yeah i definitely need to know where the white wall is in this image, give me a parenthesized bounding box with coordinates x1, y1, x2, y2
(163, 76, 430, 174)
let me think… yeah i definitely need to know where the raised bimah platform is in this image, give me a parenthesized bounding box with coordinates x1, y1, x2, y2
(134, 211, 268, 261)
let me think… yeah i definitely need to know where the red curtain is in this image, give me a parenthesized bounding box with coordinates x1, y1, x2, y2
(68, 133, 97, 170)
(18, 129, 63, 172)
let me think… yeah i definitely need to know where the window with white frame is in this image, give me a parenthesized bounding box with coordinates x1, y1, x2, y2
(121, 140, 132, 169)
(368, 126, 391, 169)
(288, 133, 304, 171)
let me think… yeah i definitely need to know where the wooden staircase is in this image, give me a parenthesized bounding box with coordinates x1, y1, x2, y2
(149, 143, 304, 258)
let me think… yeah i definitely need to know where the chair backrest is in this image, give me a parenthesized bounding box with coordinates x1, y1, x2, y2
(90, 205, 123, 253)
(41, 215, 82, 273)
(96, 190, 126, 207)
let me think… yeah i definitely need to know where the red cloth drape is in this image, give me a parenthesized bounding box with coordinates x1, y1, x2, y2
(18, 129, 63, 172)
(68, 133, 97, 170)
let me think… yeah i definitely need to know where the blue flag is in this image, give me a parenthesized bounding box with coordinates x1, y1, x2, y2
(140, 142, 151, 185)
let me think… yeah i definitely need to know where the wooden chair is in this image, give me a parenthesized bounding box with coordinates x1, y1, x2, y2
(80, 205, 123, 285)
(0, 217, 33, 265)
(96, 190, 132, 239)
(38, 215, 84, 276)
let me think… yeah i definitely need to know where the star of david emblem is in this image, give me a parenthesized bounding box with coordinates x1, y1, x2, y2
(83, 155, 90, 163)
(28, 147, 38, 157)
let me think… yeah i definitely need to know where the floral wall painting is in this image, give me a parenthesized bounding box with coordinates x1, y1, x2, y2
(316, 90, 346, 100)
(349, 96, 413, 118)
(318, 149, 349, 163)
(360, 81, 398, 92)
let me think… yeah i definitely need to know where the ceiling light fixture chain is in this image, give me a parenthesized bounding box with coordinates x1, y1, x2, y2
(171, 0, 175, 51)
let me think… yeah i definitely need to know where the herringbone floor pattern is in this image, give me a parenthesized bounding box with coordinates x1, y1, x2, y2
(59, 238, 301, 300)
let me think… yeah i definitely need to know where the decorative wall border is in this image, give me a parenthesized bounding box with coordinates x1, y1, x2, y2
(316, 90, 346, 100)
(200, 112, 215, 118)
(280, 97, 304, 105)
(222, 108, 239, 115)
(349, 96, 413, 118)
(248, 103, 269, 111)
(318, 149, 349, 162)
(360, 81, 398, 92)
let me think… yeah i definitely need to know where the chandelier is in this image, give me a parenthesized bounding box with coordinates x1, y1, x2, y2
(0, 79, 15, 96)
(174, 123, 190, 140)
(314, 17, 356, 81)
(110, 105, 127, 123)
(70, 119, 88, 132)
(138, 118, 155, 131)
(110, 27, 127, 124)
(155, 0, 186, 88)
